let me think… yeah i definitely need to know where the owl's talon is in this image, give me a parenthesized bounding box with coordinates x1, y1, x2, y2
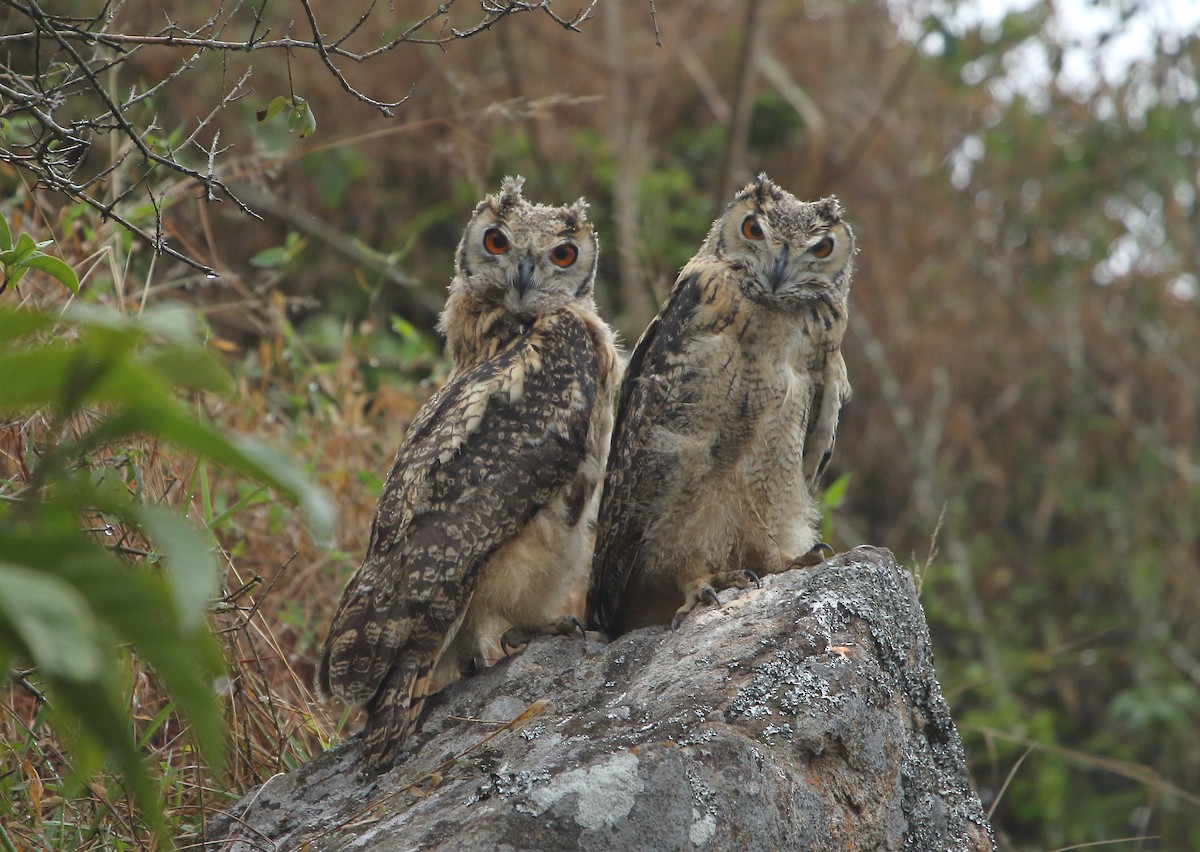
(501, 613, 587, 656)
(789, 542, 835, 569)
(702, 587, 722, 607)
(564, 613, 587, 640)
(744, 570, 762, 589)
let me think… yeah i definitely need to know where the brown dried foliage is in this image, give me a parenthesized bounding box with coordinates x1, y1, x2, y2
(3, 0, 1200, 847)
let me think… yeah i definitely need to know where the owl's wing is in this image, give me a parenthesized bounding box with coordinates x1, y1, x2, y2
(586, 270, 706, 634)
(802, 348, 851, 491)
(317, 311, 598, 763)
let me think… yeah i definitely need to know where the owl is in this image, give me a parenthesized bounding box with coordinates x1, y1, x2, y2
(318, 177, 621, 768)
(587, 173, 853, 636)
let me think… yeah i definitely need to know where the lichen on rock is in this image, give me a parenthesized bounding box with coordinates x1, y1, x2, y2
(205, 546, 995, 851)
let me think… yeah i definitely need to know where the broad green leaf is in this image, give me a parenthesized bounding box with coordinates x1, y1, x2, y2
(0, 346, 75, 409)
(61, 301, 143, 334)
(4, 531, 228, 778)
(53, 678, 169, 842)
(0, 215, 11, 250)
(135, 305, 200, 344)
(130, 504, 220, 633)
(142, 346, 233, 394)
(24, 253, 79, 293)
(64, 302, 199, 346)
(225, 435, 336, 542)
(136, 406, 335, 541)
(0, 562, 103, 682)
(0, 307, 55, 343)
(62, 339, 128, 412)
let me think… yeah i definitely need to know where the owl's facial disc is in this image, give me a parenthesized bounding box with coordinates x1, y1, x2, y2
(753, 229, 843, 298)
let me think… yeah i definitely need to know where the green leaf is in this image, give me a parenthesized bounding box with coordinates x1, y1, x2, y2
(823, 472, 852, 509)
(3, 531, 228, 780)
(13, 232, 37, 261)
(256, 95, 290, 124)
(287, 99, 316, 138)
(52, 678, 170, 842)
(128, 505, 220, 633)
(143, 346, 233, 394)
(225, 436, 336, 542)
(0, 215, 11, 251)
(112, 405, 335, 542)
(249, 245, 289, 269)
(0, 307, 55, 342)
(24, 253, 80, 294)
(134, 306, 200, 344)
(0, 562, 103, 682)
(210, 483, 269, 531)
(0, 346, 75, 410)
(3, 263, 29, 288)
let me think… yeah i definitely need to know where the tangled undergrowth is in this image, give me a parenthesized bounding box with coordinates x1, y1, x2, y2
(1, 220, 436, 847)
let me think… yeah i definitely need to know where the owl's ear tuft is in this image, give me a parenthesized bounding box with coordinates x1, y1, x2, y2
(756, 173, 784, 206)
(495, 176, 527, 214)
(732, 172, 781, 210)
(815, 196, 842, 222)
(562, 197, 590, 232)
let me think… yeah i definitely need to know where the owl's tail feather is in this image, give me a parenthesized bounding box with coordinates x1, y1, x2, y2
(361, 656, 436, 770)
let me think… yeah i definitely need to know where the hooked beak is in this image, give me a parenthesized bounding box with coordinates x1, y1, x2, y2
(513, 256, 536, 297)
(768, 251, 789, 292)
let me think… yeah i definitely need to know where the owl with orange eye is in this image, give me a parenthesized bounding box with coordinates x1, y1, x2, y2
(587, 173, 855, 636)
(318, 177, 621, 768)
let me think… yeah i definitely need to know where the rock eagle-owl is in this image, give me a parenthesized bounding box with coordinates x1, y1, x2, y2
(318, 177, 621, 767)
(587, 173, 854, 636)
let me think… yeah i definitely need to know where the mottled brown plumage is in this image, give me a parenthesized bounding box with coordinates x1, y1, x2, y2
(587, 174, 853, 636)
(318, 178, 621, 767)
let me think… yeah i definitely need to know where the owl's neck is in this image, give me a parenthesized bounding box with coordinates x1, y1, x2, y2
(438, 287, 530, 371)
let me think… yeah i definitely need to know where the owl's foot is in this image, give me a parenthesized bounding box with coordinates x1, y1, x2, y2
(500, 614, 587, 656)
(670, 570, 759, 631)
(787, 542, 835, 570)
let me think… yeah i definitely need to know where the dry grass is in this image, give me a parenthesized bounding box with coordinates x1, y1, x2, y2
(0, 245, 433, 847)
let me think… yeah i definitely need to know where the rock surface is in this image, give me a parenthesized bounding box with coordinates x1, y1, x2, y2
(205, 546, 995, 851)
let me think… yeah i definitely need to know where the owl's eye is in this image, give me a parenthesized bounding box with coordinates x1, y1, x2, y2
(549, 243, 578, 268)
(809, 235, 835, 258)
(483, 227, 509, 255)
(741, 214, 765, 241)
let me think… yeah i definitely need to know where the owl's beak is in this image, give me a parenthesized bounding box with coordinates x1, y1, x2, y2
(768, 252, 789, 292)
(513, 256, 536, 297)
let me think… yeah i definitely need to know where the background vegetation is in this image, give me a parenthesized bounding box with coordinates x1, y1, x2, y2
(2, 0, 1197, 848)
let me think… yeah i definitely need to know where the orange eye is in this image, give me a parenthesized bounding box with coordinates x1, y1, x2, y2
(549, 243, 578, 268)
(810, 235, 834, 258)
(483, 227, 509, 255)
(741, 214, 765, 240)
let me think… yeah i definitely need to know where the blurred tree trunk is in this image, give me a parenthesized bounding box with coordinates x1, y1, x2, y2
(605, 0, 656, 333)
(716, 0, 766, 202)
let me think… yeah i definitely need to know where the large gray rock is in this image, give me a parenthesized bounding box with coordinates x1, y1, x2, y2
(205, 546, 994, 850)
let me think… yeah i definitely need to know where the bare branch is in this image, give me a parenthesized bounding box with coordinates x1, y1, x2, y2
(0, 0, 597, 272)
(295, 0, 402, 116)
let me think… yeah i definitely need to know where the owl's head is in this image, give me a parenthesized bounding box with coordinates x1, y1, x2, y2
(452, 176, 599, 318)
(705, 173, 854, 306)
